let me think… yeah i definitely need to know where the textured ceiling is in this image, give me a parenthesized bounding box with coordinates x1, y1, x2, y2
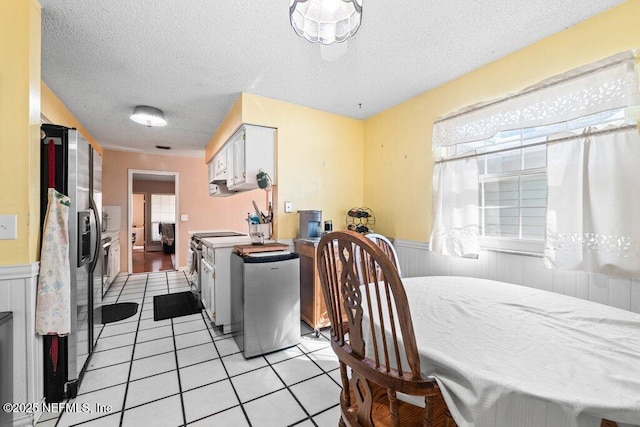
(40, 0, 626, 158)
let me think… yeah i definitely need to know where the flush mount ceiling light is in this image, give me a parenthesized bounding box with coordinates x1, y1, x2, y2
(130, 105, 167, 127)
(289, 0, 363, 45)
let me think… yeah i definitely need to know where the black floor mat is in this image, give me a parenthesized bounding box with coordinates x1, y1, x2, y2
(101, 302, 139, 324)
(153, 291, 203, 321)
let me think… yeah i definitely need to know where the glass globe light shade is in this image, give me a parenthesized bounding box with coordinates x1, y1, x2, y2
(289, 0, 363, 45)
(130, 106, 167, 127)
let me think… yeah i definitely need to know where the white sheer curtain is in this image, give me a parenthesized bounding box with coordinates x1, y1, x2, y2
(432, 51, 639, 148)
(429, 158, 479, 259)
(544, 126, 640, 278)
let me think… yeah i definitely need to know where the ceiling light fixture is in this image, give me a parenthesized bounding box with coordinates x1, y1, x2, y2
(289, 0, 363, 45)
(130, 105, 167, 127)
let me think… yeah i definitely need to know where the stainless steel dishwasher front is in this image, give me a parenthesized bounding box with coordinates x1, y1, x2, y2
(231, 252, 300, 358)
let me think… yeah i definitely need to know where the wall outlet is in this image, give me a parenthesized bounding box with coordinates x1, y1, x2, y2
(180, 214, 188, 222)
(284, 201, 292, 213)
(0, 215, 18, 239)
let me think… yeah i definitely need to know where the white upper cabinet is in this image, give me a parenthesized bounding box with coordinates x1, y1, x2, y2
(208, 124, 275, 193)
(228, 124, 276, 191)
(207, 160, 215, 184)
(212, 144, 229, 182)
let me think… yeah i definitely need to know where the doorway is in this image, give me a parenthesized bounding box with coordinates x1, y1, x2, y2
(127, 170, 179, 274)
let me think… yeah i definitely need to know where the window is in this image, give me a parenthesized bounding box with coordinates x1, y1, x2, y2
(446, 108, 627, 253)
(430, 52, 638, 258)
(150, 194, 175, 241)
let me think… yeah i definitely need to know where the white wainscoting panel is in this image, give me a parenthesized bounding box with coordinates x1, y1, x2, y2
(393, 239, 640, 314)
(0, 262, 44, 426)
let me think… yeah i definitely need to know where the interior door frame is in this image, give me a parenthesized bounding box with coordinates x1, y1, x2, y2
(127, 169, 179, 274)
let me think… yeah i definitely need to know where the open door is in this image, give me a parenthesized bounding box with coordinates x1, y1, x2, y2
(127, 170, 179, 274)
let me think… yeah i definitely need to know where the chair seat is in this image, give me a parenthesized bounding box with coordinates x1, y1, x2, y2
(341, 382, 456, 427)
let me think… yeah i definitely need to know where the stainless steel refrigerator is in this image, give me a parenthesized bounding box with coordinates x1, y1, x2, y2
(40, 124, 103, 401)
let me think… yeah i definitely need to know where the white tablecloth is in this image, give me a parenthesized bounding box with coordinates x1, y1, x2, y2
(385, 276, 640, 427)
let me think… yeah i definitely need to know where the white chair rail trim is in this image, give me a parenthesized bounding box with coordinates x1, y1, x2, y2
(0, 262, 40, 280)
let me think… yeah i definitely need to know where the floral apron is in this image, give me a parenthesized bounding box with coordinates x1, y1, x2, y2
(36, 188, 72, 336)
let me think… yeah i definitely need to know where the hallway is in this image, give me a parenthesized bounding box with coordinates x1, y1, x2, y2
(132, 249, 175, 274)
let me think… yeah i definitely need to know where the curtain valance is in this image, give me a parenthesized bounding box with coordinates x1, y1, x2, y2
(432, 51, 639, 148)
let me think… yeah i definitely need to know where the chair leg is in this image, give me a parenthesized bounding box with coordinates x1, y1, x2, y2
(351, 371, 375, 427)
(340, 362, 351, 406)
(387, 388, 399, 427)
(423, 386, 457, 427)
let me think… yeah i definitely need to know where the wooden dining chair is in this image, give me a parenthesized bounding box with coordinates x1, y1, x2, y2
(365, 233, 402, 277)
(316, 230, 455, 427)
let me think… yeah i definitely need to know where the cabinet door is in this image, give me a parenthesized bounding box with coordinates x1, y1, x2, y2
(200, 259, 213, 320)
(214, 146, 228, 180)
(230, 131, 246, 188)
(112, 242, 120, 281)
(207, 161, 215, 183)
(226, 141, 235, 188)
(298, 251, 316, 328)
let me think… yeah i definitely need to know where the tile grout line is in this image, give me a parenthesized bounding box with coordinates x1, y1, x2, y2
(48, 275, 135, 427)
(117, 273, 150, 426)
(48, 273, 339, 427)
(263, 350, 318, 427)
(205, 316, 254, 426)
(172, 319, 189, 426)
(92, 273, 134, 352)
(165, 272, 190, 427)
(47, 274, 188, 427)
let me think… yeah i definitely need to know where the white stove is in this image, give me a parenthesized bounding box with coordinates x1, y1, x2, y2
(187, 230, 251, 333)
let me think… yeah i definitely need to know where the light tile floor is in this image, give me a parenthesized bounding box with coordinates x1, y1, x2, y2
(37, 271, 342, 427)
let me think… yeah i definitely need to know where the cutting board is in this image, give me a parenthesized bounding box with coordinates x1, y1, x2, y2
(233, 243, 290, 255)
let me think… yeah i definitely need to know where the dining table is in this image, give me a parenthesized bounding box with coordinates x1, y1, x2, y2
(366, 275, 640, 427)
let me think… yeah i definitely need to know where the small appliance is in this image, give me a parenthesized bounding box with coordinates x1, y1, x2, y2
(298, 210, 322, 238)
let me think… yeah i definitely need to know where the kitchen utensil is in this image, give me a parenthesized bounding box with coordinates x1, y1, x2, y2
(252, 200, 264, 224)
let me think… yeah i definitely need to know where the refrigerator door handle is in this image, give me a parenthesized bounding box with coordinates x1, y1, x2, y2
(89, 197, 102, 273)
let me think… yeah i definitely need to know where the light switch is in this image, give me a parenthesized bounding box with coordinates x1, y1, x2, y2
(180, 214, 188, 222)
(285, 202, 292, 213)
(0, 215, 18, 239)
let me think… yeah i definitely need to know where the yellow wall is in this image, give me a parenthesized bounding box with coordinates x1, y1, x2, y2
(242, 93, 364, 239)
(205, 95, 243, 163)
(0, 0, 103, 266)
(0, 0, 41, 265)
(207, 93, 364, 239)
(41, 83, 103, 155)
(363, 0, 640, 242)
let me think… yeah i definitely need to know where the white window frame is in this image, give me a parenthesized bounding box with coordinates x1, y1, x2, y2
(150, 193, 176, 242)
(479, 168, 546, 254)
